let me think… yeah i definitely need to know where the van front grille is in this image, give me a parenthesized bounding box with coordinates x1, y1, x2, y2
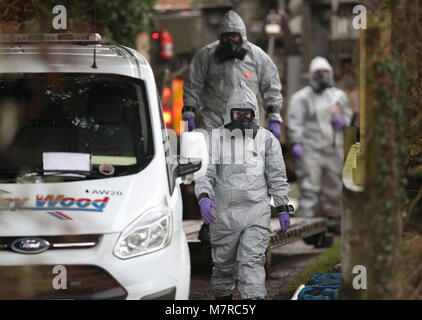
(0, 234, 101, 251)
(0, 265, 127, 299)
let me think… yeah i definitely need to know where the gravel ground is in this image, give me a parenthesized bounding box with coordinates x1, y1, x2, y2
(188, 240, 326, 300)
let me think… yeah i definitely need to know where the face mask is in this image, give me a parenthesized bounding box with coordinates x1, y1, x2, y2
(233, 114, 253, 130)
(311, 73, 332, 93)
(216, 39, 247, 62)
(225, 112, 258, 138)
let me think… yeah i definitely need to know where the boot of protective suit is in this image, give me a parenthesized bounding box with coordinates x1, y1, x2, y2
(215, 294, 233, 300)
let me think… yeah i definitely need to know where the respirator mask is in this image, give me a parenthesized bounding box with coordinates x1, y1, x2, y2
(216, 34, 247, 62)
(226, 108, 258, 137)
(311, 71, 333, 93)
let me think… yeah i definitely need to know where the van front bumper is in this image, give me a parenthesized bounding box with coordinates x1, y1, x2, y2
(0, 230, 191, 300)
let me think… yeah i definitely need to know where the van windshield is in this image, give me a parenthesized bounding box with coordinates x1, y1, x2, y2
(0, 73, 154, 182)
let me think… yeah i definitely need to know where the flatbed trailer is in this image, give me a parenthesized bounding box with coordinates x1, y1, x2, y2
(183, 216, 328, 270)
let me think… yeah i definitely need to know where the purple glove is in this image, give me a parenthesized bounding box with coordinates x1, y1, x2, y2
(199, 198, 216, 224)
(187, 117, 195, 131)
(292, 143, 304, 160)
(268, 121, 281, 140)
(332, 117, 346, 131)
(277, 213, 291, 234)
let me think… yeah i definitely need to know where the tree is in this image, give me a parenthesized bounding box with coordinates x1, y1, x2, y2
(343, 0, 422, 299)
(0, 0, 156, 48)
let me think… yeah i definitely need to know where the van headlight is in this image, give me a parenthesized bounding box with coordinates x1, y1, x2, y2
(113, 206, 172, 259)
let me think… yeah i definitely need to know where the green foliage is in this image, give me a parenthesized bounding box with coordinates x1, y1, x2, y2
(0, 0, 156, 48)
(92, 0, 156, 47)
(283, 241, 342, 298)
(355, 0, 422, 299)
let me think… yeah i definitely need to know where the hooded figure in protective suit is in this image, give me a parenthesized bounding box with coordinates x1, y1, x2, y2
(183, 10, 283, 138)
(286, 57, 353, 233)
(195, 81, 291, 300)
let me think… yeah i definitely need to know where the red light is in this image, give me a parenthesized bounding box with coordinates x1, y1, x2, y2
(163, 109, 172, 125)
(163, 87, 171, 99)
(152, 32, 159, 39)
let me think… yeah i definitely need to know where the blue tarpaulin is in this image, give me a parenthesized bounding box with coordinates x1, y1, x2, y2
(298, 273, 342, 300)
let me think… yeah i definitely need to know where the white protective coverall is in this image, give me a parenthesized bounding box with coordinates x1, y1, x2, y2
(286, 57, 353, 223)
(195, 81, 290, 299)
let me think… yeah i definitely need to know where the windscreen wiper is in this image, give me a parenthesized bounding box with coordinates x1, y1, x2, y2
(0, 169, 92, 183)
(18, 169, 100, 181)
(39, 169, 90, 176)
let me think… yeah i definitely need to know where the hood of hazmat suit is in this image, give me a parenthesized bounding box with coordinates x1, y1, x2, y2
(309, 56, 335, 93)
(195, 81, 290, 299)
(183, 10, 283, 130)
(218, 9, 247, 42)
(224, 81, 259, 124)
(224, 81, 260, 136)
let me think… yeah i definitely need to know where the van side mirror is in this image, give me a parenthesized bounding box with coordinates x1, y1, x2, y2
(177, 159, 201, 177)
(178, 131, 208, 184)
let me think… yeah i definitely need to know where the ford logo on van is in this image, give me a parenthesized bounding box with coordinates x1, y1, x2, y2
(11, 238, 50, 254)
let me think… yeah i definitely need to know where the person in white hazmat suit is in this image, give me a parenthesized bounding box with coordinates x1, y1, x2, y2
(182, 10, 283, 139)
(286, 57, 353, 234)
(195, 81, 292, 300)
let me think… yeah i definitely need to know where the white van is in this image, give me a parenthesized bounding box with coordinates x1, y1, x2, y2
(0, 33, 207, 299)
